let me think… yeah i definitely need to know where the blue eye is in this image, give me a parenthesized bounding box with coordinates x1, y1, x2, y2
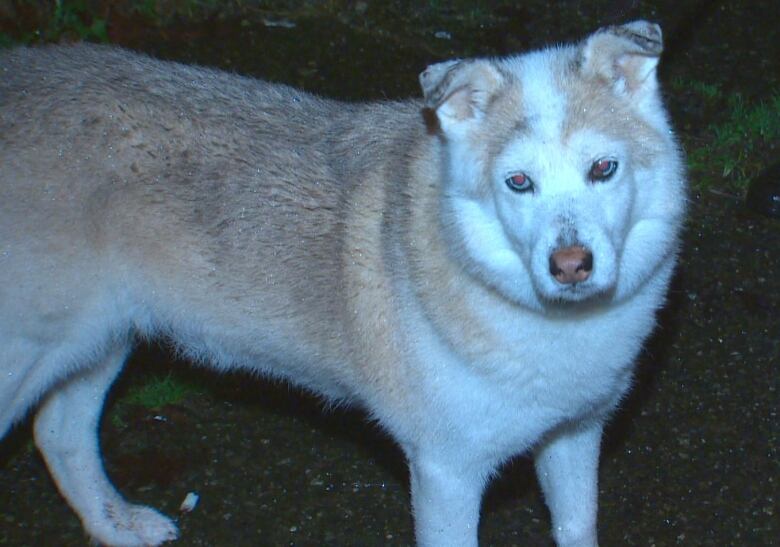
(589, 159, 618, 182)
(505, 172, 534, 193)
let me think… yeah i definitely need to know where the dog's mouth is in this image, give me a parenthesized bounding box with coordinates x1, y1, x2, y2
(543, 282, 614, 305)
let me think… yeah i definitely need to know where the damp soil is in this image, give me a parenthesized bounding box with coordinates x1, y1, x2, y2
(0, 1, 778, 545)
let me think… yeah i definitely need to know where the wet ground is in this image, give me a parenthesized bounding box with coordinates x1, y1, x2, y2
(0, 0, 778, 545)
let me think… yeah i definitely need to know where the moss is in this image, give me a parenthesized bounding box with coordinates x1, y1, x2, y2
(121, 372, 199, 409)
(675, 78, 780, 192)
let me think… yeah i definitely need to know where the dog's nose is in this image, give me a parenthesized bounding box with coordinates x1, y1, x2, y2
(549, 246, 593, 284)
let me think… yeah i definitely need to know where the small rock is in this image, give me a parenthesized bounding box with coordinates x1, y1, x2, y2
(180, 491, 199, 513)
(263, 17, 296, 29)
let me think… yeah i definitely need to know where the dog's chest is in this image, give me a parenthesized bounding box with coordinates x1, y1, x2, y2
(401, 299, 646, 455)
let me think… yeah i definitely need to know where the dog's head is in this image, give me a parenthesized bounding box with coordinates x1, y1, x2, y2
(421, 21, 685, 311)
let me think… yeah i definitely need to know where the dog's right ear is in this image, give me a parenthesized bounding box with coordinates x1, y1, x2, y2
(419, 59, 503, 137)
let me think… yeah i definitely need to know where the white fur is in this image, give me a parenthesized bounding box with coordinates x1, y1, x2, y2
(505, 49, 568, 141)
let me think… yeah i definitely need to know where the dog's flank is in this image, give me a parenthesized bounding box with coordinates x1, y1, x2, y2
(0, 20, 685, 547)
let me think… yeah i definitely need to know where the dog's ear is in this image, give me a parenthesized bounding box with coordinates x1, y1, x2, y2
(419, 59, 503, 136)
(580, 20, 663, 98)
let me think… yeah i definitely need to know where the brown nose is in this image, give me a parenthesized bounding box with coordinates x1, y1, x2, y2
(549, 246, 593, 284)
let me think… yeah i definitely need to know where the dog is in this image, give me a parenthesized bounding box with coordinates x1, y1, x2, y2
(0, 20, 685, 546)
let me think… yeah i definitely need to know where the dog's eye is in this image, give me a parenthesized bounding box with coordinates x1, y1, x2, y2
(505, 172, 534, 193)
(589, 159, 618, 182)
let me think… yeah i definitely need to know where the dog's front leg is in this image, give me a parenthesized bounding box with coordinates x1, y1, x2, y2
(408, 453, 488, 547)
(534, 420, 603, 547)
(33, 341, 178, 547)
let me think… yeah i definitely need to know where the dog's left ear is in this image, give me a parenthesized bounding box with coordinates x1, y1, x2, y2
(419, 58, 503, 136)
(581, 20, 663, 98)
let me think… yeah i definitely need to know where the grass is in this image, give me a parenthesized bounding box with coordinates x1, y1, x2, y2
(673, 77, 780, 192)
(0, 0, 229, 46)
(110, 371, 202, 428)
(51, 0, 108, 42)
(121, 371, 200, 409)
(0, 0, 108, 46)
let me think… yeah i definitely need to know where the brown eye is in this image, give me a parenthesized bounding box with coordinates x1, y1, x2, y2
(589, 159, 618, 182)
(505, 172, 534, 193)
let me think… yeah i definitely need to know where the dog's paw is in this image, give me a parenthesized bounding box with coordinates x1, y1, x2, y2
(88, 502, 178, 547)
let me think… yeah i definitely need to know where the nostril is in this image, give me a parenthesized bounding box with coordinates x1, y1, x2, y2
(549, 246, 593, 284)
(549, 255, 562, 277)
(579, 250, 593, 273)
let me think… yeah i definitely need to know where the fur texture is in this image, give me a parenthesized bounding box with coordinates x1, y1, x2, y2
(0, 20, 685, 546)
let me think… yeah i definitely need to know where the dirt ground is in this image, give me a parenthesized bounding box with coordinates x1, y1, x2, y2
(0, 1, 778, 545)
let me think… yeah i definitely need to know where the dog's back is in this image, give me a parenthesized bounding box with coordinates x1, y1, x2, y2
(0, 44, 429, 416)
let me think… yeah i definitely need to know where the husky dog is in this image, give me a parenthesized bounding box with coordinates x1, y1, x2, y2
(0, 20, 684, 547)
